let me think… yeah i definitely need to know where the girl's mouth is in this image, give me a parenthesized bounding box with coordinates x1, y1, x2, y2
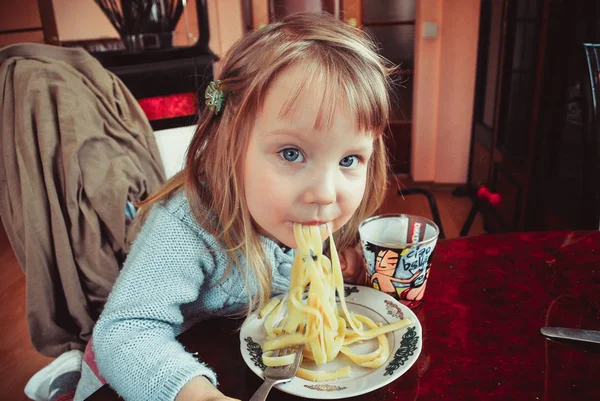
(291, 222, 332, 239)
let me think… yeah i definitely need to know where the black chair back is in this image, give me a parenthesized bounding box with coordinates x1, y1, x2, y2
(581, 43, 600, 229)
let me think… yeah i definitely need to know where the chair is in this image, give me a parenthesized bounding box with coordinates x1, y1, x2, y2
(398, 187, 446, 240)
(0, 43, 166, 357)
(581, 43, 600, 229)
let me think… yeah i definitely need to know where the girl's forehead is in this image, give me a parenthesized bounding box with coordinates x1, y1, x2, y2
(259, 65, 361, 134)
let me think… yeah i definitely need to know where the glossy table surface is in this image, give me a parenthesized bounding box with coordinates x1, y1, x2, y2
(89, 231, 600, 400)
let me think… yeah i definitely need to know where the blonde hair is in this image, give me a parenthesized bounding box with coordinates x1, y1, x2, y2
(136, 12, 393, 315)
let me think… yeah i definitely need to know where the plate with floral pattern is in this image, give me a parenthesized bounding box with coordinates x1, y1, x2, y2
(239, 285, 422, 399)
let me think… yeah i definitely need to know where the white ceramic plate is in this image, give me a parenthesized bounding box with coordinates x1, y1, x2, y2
(240, 285, 422, 399)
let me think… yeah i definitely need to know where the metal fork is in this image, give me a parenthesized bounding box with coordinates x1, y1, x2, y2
(249, 344, 304, 401)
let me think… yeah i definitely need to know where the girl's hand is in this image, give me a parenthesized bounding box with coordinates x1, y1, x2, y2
(339, 245, 367, 285)
(176, 376, 240, 401)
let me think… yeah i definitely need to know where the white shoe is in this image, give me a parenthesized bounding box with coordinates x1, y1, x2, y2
(25, 349, 83, 401)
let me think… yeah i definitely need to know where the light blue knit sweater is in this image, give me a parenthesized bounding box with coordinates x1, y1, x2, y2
(76, 192, 294, 401)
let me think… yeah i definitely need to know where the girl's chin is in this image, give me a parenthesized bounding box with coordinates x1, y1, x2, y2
(277, 231, 298, 249)
(260, 229, 296, 249)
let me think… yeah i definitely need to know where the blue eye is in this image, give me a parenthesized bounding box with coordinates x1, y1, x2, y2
(340, 155, 360, 168)
(279, 148, 304, 163)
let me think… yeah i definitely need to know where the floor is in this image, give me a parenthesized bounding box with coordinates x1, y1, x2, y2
(0, 219, 54, 400)
(380, 175, 486, 239)
(0, 175, 484, 400)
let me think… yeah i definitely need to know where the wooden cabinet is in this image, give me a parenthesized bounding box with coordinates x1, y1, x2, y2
(0, 31, 44, 48)
(360, 1, 415, 174)
(0, 0, 42, 31)
(468, 0, 600, 232)
(0, 0, 44, 47)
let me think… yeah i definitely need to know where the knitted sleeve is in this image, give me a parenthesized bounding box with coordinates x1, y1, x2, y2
(92, 202, 220, 401)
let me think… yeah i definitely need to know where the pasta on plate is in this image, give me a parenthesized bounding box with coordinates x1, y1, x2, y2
(259, 224, 413, 381)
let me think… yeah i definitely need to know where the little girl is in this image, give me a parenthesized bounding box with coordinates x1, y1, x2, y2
(73, 12, 393, 401)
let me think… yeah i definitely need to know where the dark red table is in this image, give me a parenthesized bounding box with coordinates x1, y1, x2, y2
(89, 231, 600, 400)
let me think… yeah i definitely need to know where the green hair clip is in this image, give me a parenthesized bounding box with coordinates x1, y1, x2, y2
(205, 80, 226, 115)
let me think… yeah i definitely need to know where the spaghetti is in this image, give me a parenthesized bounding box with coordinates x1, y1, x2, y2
(260, 224, 412, 381)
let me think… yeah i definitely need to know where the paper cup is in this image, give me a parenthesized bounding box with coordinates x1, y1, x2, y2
(359, 214, 439, 308)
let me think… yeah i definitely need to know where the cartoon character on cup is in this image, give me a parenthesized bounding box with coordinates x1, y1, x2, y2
(364, 242, 432, 308)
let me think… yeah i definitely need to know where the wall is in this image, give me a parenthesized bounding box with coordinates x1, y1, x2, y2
(52, 0, 118, 41)
(412, 0, 480, 184)
(206, 0, 245, 61)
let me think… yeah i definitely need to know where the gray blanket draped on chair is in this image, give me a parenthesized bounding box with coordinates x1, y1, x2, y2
(0, 43, 166, 357)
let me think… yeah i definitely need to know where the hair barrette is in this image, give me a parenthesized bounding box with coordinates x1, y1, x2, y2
(205, 80, 226, 115)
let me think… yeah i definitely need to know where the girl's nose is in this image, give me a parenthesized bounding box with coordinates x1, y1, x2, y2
(303, 171, 337, 205)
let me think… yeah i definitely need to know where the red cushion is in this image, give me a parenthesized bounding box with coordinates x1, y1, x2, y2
(137, 93, 197, 120)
